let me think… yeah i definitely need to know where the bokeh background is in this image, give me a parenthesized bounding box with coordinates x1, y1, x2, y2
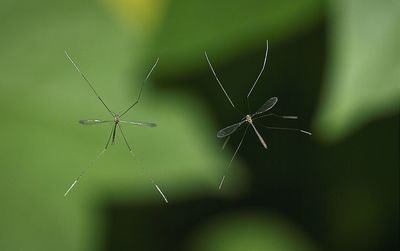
(0, 0, 398, 250)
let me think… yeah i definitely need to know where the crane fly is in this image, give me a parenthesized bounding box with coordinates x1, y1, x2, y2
(63, 51, 168, 203)
(205, 41, 311, 189)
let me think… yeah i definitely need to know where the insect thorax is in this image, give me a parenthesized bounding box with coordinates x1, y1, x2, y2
(245, 114, 252, 123)
(114, 115, 120, 123)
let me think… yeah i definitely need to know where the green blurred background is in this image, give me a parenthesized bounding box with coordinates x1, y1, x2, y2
(0, 0, 398, 250)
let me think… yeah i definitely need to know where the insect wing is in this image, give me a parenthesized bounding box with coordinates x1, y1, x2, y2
(120, 120, 157, 127)
(79, 119, 112, 125)
(217, 121, 244, 138)
(253, 97, 278, 116)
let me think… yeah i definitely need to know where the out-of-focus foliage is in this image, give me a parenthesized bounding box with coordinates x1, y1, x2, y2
(153, 0, 323, 75)
(104, 0, 168, 32)
(315, 0, 400, 142)
(0, 0, 244, 250)
(0, 0, 398, 250)
(187, 211, 317, 251)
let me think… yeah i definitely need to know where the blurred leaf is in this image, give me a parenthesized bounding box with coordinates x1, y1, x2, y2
(0, 0, 246, 250)
(152, 0, 323, 75)
(103, 0, 168, 32)
(326, 181, 383, 250)
(187, 211, 318, 251)
(315, 0, 400, 142)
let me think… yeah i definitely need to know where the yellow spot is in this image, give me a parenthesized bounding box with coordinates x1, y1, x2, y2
(103, 0, 167, 32)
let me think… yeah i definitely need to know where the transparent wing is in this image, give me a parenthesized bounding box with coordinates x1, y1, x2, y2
(253, 97, 278, 116)
(217, 121, 244, 138)
(79, 119, 113, 125)
(119, 120, 157, 128)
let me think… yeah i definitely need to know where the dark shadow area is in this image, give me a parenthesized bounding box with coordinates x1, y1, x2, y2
(104, 20, 399, 251)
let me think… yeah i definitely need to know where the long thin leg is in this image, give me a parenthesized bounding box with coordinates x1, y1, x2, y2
(119, 58, 159, 117)
(204, 52, 236, 109)
(64, 51, 114, 116)
(219, 125, 249, 190)
(246, 41, 269, 113)
(64, 124, 114, 196)
(118, 124, 133, 152)
(247, 41, 269, 99)
(252, 113, 298, 121)
(117, 124, 169, 203)
(250, 122, 267, 149)
(258, 124, 312, 135)
(222, 136, 231, 150)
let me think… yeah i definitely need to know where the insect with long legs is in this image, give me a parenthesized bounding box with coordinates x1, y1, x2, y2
(205, 41, 311, 189)
(64, 51, 168, 203)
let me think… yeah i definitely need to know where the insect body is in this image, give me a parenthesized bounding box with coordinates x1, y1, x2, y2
(78, 115, 157, 149)
(216, 97, 279, 149)
(205, 41, 311, 189)
(64, 52, 168, 203)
